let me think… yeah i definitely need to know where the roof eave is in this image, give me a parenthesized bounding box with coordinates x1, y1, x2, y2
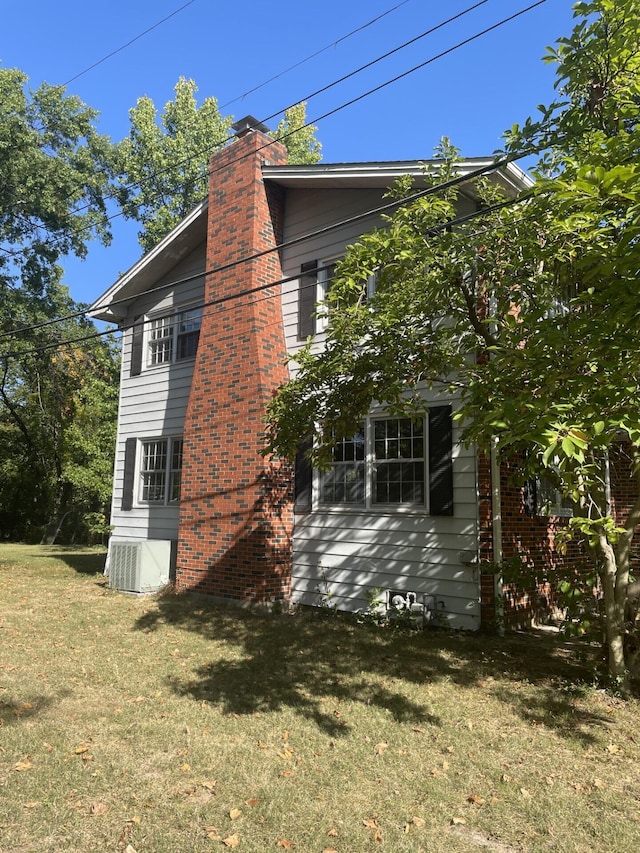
(88, 198, 209, 323)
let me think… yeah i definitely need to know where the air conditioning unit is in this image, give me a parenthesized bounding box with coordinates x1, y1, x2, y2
(108, 540, 172, 593)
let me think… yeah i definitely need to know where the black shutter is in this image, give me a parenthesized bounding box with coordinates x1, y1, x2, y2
(523, 478, 538, 516)
(130, 316, 144, 377)
(121, 437, 137, 511)
(428, 405, 454, 516)
(294, 437, 313, 513)
(297, 260, 318, 340)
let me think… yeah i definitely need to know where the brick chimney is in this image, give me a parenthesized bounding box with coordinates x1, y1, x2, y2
(175, 119, 292, 602)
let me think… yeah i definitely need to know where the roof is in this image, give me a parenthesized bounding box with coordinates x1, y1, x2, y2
(89, 199, 208, 323)
(89, 157, 532, 323)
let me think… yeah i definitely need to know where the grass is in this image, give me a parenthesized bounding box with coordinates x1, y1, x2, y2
(0, 544, 639, 853)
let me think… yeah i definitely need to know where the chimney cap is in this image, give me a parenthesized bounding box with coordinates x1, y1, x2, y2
(232, 115, 270, 137)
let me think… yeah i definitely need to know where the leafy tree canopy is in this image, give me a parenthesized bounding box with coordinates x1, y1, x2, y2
(115, 78, 321, 251)
(0, 68, 113, 295)
(266, 0, 640, 689)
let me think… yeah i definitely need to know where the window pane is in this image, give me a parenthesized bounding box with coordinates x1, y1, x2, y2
(373, 418, 425, 505)
(169, 439, 183, 502)
(148, 317, 174, 365)
(319, 461, 365, 504)
(177, 308, 202, 360)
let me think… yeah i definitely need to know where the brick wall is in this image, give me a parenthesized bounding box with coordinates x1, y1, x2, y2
(175, 128, 293, 602)
(479, 453, 587, 629)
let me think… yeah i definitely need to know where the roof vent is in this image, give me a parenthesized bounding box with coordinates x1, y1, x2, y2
(232, 115, 270, 138)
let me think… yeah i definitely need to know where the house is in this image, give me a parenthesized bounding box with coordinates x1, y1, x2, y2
(91, 116, 576, 629)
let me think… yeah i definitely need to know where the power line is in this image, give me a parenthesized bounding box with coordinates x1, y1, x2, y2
(58, 0, 520, 225)
(218, 0, 414, 111)
(0, 153, 530, 342)
(1, 189, 534, 361)
(2, 0, 547, 343)
(62, 1, 198, 86)
(261, 0, 493, 125)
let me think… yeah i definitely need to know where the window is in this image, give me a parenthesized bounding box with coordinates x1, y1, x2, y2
(305, 407, 453, 514)
(318, 428, 366, 504)
(523, 460, 574, 518)
(140, 438, 183, 504)
(297, 259, 338, 339)
(373, 418, 425, 504)
(146, 306, 202, 367)
(532, 474, 573, 517)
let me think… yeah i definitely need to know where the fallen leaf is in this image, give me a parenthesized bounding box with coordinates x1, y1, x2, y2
(374, 742, 388, 756)
(277, 840, 293, 850)
(201, 780, 217, 792)
(181, 763, 191, 772)
(124, 846, 138, 853)
(74, 744, 91, 754)
(451, 817, 466, 826)
(327, 828, 338, 837)
(606, 743, 622, 754)
(89, 802, 108, 816)
(229, 808, 242, 820)
(280, 770, 295, 778)
(257, 741, 268, 750)
(222, 834, 239, 848)
(322, 849, 338, 853)
(24, 802, 41, 809)
(412, 726, 426, 734)
(363, 818, 380, 829)
(467, 793, 485, 806)
(245, 798, 258, 807)
(278, 747, 294, 760)
(520, 788, 531, 799)
(412, 816, 426, 828)
(14, 760, 33, 772)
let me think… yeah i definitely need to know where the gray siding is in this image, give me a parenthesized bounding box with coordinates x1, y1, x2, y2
(109, 244, 205, 545)
(279, 186, 480, 629)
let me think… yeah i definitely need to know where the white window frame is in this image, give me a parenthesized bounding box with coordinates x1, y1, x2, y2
(139, 437, 184, 505)
(315, 258, 339, 332)
(146, 305, 202, 367)
(317, 416, 427, 510)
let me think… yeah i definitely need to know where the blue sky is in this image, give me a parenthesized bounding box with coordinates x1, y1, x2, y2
(2, 0, 578, 307)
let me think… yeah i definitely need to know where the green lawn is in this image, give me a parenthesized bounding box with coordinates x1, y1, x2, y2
(1, 544, 638, 852)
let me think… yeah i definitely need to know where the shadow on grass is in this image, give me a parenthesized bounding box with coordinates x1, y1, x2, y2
(134, 593, 610, 741)
(0, 690, 72, 727)
(41, 547, 106, 576)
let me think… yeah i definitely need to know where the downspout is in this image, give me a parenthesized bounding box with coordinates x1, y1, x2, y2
(491, 436, 504, 635)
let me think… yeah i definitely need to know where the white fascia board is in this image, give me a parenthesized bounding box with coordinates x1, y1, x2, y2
(89, 198, 208, 323)
(263, 158, 533, 193)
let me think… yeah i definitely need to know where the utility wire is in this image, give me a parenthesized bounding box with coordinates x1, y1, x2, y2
(62, 1, 198, 86)
(0, 153, 531, 341)
(218, 0, 414, 111)
(1, 189, 534, 360)
(3, 0, 546, 342)
(59, 0, 517, 224)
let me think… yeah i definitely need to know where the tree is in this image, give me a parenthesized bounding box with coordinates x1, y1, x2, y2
(0, 281, 119, 542)
(113, 77, 232, 252)
(0, 68, 113, 294)
(266, 1, 640, 691)
(114, 78, 322, 250)
(273, 101, 322, 165)
(0, 68, 118, 542)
